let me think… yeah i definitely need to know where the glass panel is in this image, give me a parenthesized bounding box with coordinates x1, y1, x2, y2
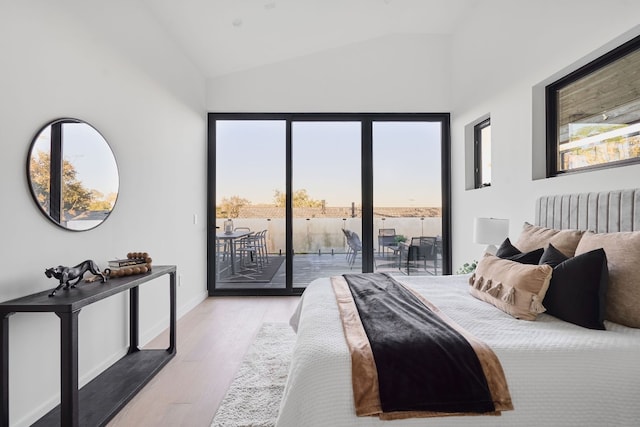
(556, 46, 640, 172)
(214, 120, 286, 289)
(480, 123, 492, 186)
(292, 121, 362, 287)
(373, 122, 442, 276)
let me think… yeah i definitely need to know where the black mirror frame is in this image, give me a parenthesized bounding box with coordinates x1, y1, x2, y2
(26, 118, 119, 231)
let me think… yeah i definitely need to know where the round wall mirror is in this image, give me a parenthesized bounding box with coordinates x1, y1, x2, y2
(27, 118, 119, 231)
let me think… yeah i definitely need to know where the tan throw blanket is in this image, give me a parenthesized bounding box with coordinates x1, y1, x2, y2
(332, 274, 513, 420)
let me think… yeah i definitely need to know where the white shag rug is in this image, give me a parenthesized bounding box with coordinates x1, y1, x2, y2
(211, 322, 296, 427)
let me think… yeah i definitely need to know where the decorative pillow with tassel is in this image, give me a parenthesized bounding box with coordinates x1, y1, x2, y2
(469, 253, 553, 321)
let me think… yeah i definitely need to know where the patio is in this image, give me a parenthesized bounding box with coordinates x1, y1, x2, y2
(215, 248, 441, 290)
(214, 213, 444, 290)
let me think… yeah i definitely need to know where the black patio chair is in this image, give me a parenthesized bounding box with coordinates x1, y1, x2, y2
(401, 236, 438, 275)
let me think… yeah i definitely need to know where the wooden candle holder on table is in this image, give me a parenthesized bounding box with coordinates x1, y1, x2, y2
(104, 252, 153, 278)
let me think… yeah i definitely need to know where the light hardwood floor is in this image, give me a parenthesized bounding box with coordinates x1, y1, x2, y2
(107, 296, 300, 427)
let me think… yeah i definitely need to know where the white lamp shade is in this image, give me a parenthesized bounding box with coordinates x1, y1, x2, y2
(473, 217, 509, 245)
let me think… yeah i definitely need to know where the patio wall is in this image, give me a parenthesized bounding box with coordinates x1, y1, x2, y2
(216, 217, 442, 254)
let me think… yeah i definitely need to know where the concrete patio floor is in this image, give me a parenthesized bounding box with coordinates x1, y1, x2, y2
(214, 251, 441, 290)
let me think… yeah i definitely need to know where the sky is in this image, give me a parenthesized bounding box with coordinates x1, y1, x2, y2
(215, 120, 442, 207)
(63, 123, 119, 195)
(32, 122, 119, 196)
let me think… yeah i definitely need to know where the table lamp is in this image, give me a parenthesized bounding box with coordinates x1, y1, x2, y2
(473, 217, 509, 255)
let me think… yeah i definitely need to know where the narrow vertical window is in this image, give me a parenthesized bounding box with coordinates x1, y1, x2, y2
(474, 118, 491, 188)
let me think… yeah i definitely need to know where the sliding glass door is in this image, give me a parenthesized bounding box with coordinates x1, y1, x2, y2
(291, 121, 362, 286)
(373, 122, 443, 276)
(213, 120, 286, 290)
(208, 113, 450, 296)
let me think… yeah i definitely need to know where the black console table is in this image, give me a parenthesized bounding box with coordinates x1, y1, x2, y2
(0, 265, 177, 427)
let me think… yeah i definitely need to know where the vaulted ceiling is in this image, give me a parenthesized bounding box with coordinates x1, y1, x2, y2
(140, 0, 477, 78)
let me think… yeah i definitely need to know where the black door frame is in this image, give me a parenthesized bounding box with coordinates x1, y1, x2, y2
(207, 112, 451, 296)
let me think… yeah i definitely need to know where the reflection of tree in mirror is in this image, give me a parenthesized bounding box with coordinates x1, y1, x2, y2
(274, 189, 322, 208)
(218, 195, 251, 218)
(29, 149, 115, 215)
(89, 190, 118, 211)
(29, 149, 52, 211)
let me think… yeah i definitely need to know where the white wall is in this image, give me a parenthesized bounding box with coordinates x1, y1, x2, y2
(0, 2, 207, 425)
(207, 33, 452, 112)
(450, 0, 640, 270)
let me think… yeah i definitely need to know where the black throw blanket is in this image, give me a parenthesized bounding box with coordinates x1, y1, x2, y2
(343, 273, 495, 413)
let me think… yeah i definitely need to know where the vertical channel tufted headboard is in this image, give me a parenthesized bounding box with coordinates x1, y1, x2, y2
(535, 188, 640, 233)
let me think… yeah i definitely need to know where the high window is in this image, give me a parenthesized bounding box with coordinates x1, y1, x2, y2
(546, 35, 640, 175)
(474, 118, 491, 188)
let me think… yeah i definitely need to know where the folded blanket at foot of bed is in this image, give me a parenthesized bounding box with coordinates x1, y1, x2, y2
(332, 273, 513, 420)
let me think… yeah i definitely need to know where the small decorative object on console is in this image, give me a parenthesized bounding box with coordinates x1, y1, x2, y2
(105, 252, 152, 278)
(45, 259, 107, 297)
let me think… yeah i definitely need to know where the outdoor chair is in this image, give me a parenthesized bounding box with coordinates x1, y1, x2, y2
(378, 228, 397, 256)
(342, 228, 354, 261)
(401, 236, 438, 275)
(235, 231, 264, 272)
(253, 229, 269, 266)
(230, 227, 262, 272)
(431, 236, 442, 275)
(214, 236, 232, 280)
(343, 229, 362, 269)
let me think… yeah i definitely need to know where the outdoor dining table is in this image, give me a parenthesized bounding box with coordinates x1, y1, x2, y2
(216, 230, 252, 275)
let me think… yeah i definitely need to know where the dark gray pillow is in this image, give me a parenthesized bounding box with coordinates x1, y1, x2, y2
(495, 238, 543, 265)
(540, 244, 608, 330)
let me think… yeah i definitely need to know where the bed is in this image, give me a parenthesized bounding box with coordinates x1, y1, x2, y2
(276, 189, 640, 427)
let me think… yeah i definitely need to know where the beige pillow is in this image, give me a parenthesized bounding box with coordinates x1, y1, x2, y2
(515, 222, 584, 257)
(469, 254, 553, 321)
(575, 231, 640, 328)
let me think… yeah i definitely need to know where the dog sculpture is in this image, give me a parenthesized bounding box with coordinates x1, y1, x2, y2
(45, 259, 107, 297)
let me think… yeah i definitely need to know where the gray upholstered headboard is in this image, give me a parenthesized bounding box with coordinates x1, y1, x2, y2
(535, 188, 640, 233)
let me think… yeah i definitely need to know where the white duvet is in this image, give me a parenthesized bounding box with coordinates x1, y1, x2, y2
(276, 274, 640, 427)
